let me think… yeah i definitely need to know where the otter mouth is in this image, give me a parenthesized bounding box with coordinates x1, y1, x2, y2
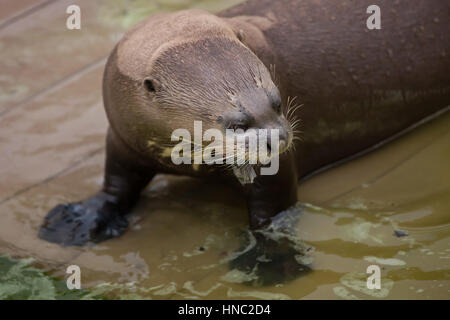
(231, 138, 291, 185)
(166, 121, 292, 183)
(229, 127, 293, 185)
(233, 164, 258, 185)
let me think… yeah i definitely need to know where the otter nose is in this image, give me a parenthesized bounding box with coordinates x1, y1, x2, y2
(278, 129, 288, 145)
(266, 128, 288, 153)
(279, 139, 287, 151)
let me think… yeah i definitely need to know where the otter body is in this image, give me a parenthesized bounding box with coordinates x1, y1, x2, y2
(221, 0, 450, 176)
(40, 0, 450, 246)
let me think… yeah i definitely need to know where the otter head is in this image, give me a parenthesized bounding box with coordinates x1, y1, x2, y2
(104, 10, 294, 172)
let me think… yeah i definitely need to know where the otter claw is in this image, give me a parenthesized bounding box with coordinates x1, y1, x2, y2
(38, 202, 128, 246)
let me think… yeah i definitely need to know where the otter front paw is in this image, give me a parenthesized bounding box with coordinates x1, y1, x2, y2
(38, 202, 128, 246)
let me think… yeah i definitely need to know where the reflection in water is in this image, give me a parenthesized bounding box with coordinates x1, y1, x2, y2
(228, 205, 313, 287)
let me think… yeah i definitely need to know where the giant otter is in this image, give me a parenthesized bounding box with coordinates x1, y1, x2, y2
(39, 0, 450, 248)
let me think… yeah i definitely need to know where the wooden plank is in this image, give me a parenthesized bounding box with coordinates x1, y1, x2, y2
(0, 0, 54, 28)
(0, 0, 127, 114)
(0, 60, 107, 201)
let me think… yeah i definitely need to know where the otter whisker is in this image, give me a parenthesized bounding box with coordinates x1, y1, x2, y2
(287, 103, 303, 121)
(286, 96, 298, 117)
(291, 118, 301, 126)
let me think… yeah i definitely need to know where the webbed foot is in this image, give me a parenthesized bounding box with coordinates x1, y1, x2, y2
(38, 197, 128, 246)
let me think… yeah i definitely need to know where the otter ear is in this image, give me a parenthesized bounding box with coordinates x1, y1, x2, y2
(143, 78, 160, 93)
(236, 28, 246, 42)
(226, 17, 271, 56)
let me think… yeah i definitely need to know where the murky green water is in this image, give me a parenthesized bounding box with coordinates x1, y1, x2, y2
(0, 256, 97, 300)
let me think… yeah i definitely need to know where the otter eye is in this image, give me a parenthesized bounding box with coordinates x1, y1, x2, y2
(268, 89, 282, 114)
(144, 79, 156, 92)
(228, 123, 249, 132)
